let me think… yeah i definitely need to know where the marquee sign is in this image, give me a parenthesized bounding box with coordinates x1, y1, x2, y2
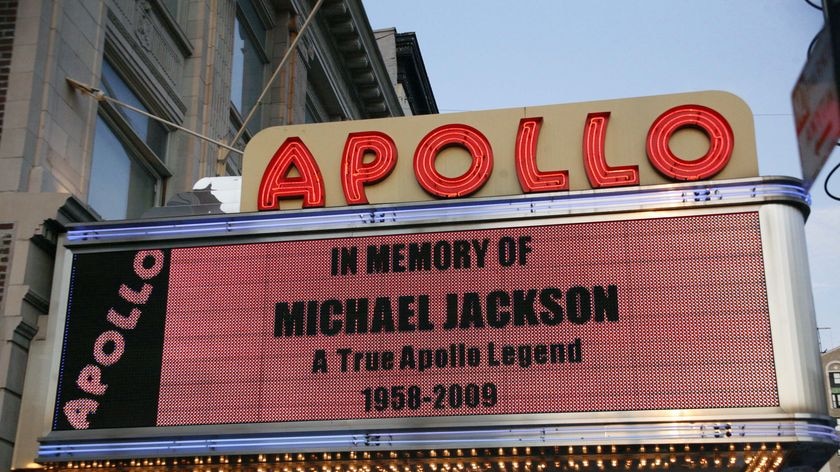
(55, 211, 778, 431)
(28, 90, 836, 466)
(241, 91, 758, 212)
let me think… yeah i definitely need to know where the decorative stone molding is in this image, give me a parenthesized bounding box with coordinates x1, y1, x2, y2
(106, 0, 187, 122)
(394, 32, 438, 115)
(302, 0, 401, 119)
(135, 1, 154, 51)
(0, 224, 12, 313)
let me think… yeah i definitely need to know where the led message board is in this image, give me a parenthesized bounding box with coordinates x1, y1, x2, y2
(55, 211, 777, 431)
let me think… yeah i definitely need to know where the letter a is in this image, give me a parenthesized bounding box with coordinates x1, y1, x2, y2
(311, 349, 328, 373)
(258, 137, 326, 210)
(64, 398, 99, 429)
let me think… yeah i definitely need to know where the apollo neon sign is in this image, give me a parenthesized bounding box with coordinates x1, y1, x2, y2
(241, 91, 758, 212)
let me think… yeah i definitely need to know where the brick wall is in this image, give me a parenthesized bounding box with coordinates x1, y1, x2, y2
(0, 0, 17, 141)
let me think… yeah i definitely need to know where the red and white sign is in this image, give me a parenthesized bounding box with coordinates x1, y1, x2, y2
(242, 91, 759, 212)
(793, 28, 840, 187)
(54, 211, 779, 430)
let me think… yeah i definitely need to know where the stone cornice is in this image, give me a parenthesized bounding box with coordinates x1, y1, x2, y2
(316, 0, 403, 118)
(395, 32, 438, 115)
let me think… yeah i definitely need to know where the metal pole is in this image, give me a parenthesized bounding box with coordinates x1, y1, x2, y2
(215, 0, 327, 175)
(66, 78, 243, 155)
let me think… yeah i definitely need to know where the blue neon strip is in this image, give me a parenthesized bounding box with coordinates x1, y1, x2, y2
(64, 180, 810, 244)
(38, 422, 839, 460)
(39, 425, 837, 455)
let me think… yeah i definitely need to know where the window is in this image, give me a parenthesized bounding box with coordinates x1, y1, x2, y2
(305, 93, 327, 124)
(830, 371, 840, 409)
(88, 58, 169, 220)
(161, 0, 181, 19)
(99, 60, 168, 156)
(89, 116, 157, 220)
(231, 0, 268, 135)
(224, 118, 247, 176)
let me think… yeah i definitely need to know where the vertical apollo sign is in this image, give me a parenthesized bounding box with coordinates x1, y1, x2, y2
(56, 250, 170, 429)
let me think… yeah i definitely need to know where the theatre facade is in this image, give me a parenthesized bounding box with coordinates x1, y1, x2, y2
(0, 0, 438, 469)
(11, 90, 839, 471)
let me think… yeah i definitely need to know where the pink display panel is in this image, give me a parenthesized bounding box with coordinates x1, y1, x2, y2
(154, 212, 777, 426)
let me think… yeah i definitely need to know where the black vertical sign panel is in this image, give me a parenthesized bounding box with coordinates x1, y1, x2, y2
(53, 249, 170, 430)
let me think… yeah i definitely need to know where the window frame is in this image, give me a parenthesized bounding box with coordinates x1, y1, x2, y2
(153, 0, 193, 57)
(305, 90, 329, 123)
(230, 0, 271, 140)
(97, 100, 172, 182)
(235, 0, 270, 64)
(88, 56, 173, 219)
(225, 108, 250, 176)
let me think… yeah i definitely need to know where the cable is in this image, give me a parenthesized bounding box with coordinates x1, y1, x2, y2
(216, 0, 326, 175)
(801, 0, 839, 200)
(824, 160, 840, 201)
(808, 30, 821, 56)
(65, 78, 243, 155)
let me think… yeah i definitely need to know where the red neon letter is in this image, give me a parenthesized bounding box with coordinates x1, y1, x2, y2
(583, 112, 639, 188)
(341, 131, 397, 205)
(646, 104, 734, 181)
(515, 117, 569, 192)
(413, 124, 493, 198)
(258, 137, 325, 210)
(107, 307, 141, 330)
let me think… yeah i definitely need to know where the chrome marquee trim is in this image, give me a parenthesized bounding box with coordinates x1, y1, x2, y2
(37, 419, 838, 461)
(64, 177, 809, 246)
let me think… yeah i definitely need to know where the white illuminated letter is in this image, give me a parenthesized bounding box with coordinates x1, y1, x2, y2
(93, 330, 125, 366)
(63, 398, 99, 429)
(107, 307, 141, 330)
(76, 364, 107, 395)
(133, 250, 164, 279)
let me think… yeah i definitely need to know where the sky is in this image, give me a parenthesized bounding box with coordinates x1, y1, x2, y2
(363, 0, 840, 350)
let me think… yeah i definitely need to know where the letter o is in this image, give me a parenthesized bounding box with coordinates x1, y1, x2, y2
(134, 250, 164, 279)
(414, 124, 493, 198)
(498, 237, 516, 267)
(93, 330, 125, 366)
(646, 104, 734, 181)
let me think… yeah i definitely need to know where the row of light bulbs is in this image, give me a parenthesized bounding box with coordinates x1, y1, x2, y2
(44, 443, 789, 471)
